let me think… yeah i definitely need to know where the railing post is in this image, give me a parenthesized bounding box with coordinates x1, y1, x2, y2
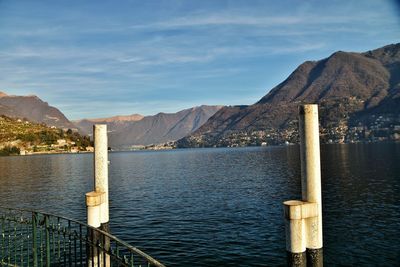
(45, 215, 50, 267)
(86, 124, 110, 267)
(284, 104, 323, 267)
(32, 212, 38, 267)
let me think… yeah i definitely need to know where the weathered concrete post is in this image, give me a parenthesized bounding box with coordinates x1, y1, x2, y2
(86, 191, 104, 228)
(283, 104, 323, 267)
(86, 124, 110, 266)
(284, 200, 307, 267)
(93, 124, 110, 231)
(86, 191, 104, 266)
(299, 104, 323, 266)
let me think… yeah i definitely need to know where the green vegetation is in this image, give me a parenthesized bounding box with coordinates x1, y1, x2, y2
(0, 146, 20, 156)
(0, 115, 93, 155)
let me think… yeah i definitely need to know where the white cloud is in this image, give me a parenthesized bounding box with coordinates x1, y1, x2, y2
(0, 0, 398, 119)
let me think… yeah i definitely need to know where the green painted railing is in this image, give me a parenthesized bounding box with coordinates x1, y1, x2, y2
(0, 207, 165, 267)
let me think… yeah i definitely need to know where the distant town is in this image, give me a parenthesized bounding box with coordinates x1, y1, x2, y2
(1, 112, 400, 156)
(178, 113, 400, 148)
(0, 116, 92, 156)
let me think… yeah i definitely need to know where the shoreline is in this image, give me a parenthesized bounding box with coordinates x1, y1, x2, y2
(2, 140, 399, 157)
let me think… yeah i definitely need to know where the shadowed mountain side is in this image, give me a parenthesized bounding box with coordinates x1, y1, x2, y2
(178, 43, 400, 147)
(110, 105, 223, 148)
(75, 105, 223, 148)
(0, 92, 76, 129)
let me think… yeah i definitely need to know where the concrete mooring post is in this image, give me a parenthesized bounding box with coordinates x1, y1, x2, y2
(86, 124, 110, 266)
(283, 104, 323, 267)
(93, 124, 110, 231)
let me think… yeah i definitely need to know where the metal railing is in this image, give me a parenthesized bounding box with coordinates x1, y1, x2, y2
(0, 207, 165, 267)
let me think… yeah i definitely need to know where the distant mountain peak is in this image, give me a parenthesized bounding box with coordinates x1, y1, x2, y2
(0, 92, 7, 97)
(74, 105, 223, 147)
(77, 114, 144, 123)
(27, 94, 40, 98)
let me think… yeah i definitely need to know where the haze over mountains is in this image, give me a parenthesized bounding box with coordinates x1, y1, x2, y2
(74, 105, 223, 148)
(178, 43, 400, 147)
(73, 114, 144, 135)
(0, 91, 222, 148)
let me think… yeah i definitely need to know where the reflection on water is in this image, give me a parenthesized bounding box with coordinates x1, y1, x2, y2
(322, 144, 400, 265)
(0, 143, 399, 266)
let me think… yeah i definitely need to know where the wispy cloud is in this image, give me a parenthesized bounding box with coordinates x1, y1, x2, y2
(0, 0, 398, 119)
(130, 14, 303, 29)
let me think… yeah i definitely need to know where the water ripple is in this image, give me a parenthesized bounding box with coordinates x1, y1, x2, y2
(0, 144, 399, 266)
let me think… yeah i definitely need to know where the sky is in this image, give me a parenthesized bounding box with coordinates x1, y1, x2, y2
(0, 0, 399, 120)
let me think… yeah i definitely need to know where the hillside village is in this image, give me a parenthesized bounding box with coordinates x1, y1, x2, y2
(178, 113, 400, 148)
(177, 44, 400, 148)
(0, 115, 93, 156)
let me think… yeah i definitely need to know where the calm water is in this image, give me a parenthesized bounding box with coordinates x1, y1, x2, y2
(0, 144, 399, 266)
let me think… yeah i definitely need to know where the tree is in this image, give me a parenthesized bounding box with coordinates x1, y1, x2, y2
(0, 146, 20, 156)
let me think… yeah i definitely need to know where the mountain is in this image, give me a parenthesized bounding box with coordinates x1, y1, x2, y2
(89, 114, 144, 123)
(0, 91, 222, 148)
(75, 105, 223, 148)
(0, 92, 77, 130)
(178, 43, 400, 147)
(74, 114, 144, 135)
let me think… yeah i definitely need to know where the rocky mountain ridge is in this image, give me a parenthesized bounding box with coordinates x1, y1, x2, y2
(75, 105, 223, 148)
(0, 91, 223, 148)
(178, 43, 400, 147)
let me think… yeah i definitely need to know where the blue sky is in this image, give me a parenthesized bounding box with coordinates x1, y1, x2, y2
(0, 0, 399, 120)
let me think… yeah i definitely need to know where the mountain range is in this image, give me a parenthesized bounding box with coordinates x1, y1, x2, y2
(0, 91, 222, 148)
(178, 43, 400, 147)
(1, 43, 399, 149)
(74, 105, 223, 148)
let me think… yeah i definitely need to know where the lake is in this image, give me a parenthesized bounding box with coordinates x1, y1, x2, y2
(0, 143, 399, 266)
